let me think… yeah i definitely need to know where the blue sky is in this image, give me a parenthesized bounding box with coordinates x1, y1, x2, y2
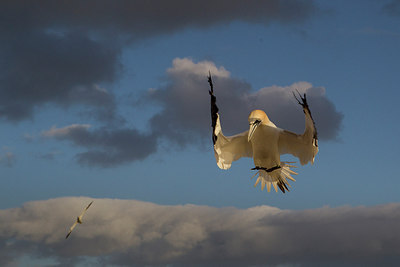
(1, 0, 400, 266)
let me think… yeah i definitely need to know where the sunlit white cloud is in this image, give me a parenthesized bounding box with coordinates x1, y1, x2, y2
(1, 197, 400, 266)
(167, 58, 231, 78)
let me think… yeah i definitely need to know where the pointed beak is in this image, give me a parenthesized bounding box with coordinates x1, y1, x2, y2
(248, 121, 260, 141)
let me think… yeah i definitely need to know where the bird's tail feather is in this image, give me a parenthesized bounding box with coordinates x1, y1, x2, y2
(251, 162, 298, 193)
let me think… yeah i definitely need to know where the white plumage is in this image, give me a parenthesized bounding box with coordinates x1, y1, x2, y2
(208, 75, 318, 193)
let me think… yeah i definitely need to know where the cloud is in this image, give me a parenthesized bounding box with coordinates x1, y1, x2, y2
(383, 0, 400, 16)
(1, 197, 400, 266)
(37, 151, 62, 161)
(41, 124, 157, 167)
(0, 150, 16, 167)
(358, 27, 400, 37)
(149, 58, 343, 145)
(39, 58, 342, 167)
(1, 1, 318, 37)
(0, 0, 318, 122)
(0, 29, 122, 122)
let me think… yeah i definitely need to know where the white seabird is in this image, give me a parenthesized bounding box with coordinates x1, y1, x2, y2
(208, 74, 318, 193)
(65, 201, 93, 239)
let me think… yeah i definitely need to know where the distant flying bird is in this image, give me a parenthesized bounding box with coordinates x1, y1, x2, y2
(65, 201, 93, 239)
(208, 74, 318, 193)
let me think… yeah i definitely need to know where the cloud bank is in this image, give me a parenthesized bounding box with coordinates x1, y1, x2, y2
(0, 0, 318, 122)
(1, 197, 400, 266)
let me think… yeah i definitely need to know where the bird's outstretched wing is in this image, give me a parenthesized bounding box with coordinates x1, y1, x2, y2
(65, 221, 78, 239)
(208, 74, 252, 169)
(79, 201, 93, 218)
(278, 92, 318, 165)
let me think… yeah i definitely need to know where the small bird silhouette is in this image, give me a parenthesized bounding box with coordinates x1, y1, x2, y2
(65, 201, 93, 239)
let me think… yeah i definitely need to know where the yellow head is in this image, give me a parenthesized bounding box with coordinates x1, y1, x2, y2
(248, 110, 271, 141)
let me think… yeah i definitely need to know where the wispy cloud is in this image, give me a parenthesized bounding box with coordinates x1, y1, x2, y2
(0, 150, 16, 167)
(1, 197, 400, 266)
(37, 150, 63, 161)
(42, 124, 92, 139)
(358, 27, 400, 37)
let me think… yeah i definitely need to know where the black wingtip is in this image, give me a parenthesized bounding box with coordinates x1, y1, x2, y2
(86, 201, 93, 209)
(292, 89, 318, 143)
(207, 72, 214, 95)
(292, 90, 308, 108)
(208, 72, 219, 144)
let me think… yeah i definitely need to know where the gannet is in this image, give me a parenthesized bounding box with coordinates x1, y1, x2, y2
(208, 74, 318, 193)
(65, 201, 93, 239)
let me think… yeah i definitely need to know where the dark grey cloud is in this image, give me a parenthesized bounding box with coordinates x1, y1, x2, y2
(0, 0, 318, 122)
(42, 124, 157, 167)
(1, 197, 400, 266)
(1, 0, 318, 37)
(0, 29, 121, 122)
(383, 0, 400, 16)
(149, 58, 343, 146)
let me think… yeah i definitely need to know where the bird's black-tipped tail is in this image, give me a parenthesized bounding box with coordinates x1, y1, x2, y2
(208, 72, 219, 145)
(251, 162, 298, 193)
